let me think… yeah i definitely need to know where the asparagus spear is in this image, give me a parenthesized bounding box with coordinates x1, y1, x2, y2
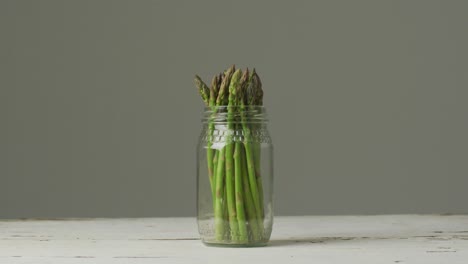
(212, 150, 219, 192)
(216, 65, 235, 106)
(195, 75, 210, 106)
(251, 69, 264, 218)
(214, 146, 226, 241)
(215, 73, 222, 95)
(210, 75, 219, 105)
(225, 69, 242, 241)
(232, 70, 251, 242)
(223, 175, 229, 240)
(239, 83, 264, 232)
(207, 75, 219, 201)
(240, 143, 261, 241)
(234, 140, 248, 242)
(213, 65, 234, 241)
(252, 69, 263, 105)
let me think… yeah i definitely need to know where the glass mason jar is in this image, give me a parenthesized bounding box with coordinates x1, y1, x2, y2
(197, 106, 273, 247)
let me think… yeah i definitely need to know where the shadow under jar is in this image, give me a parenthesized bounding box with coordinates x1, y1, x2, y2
(197, 106, 274, 247)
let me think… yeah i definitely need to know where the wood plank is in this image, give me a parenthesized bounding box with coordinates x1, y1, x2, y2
(1, 215, 467, 263)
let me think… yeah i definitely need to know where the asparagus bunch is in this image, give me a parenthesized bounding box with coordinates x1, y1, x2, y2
(195, 65, 264, 243)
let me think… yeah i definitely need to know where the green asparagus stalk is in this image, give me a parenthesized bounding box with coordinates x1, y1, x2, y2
(251, 69, 264, 217)
(212, 150, 219, 209)
(233, 71, 251, 242)
(217, 73, 223, 92)
(195, 75, 210, 106)
(213, 65, 235, 241)
(207, 75, 219, 200)
(238, 69, 264, 239)
(240, 78, 263, 225)
(223, 176, 229, 239)
(240, 143, 261, 241)
(214, 147, 226, 241)
(216, 65, 234, 106)
(234, 140, 248, 242)
(210, 66, 233, 241)
(225, 69, 242, 240)
(195, 75, 216, 194)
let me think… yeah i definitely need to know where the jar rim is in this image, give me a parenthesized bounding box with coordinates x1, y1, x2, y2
(202, 105, 268, 123)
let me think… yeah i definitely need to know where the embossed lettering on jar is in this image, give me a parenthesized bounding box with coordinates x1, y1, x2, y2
(197, 106, 274, 247)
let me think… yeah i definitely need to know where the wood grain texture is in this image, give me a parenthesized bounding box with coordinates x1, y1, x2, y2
(1, 215, 467, 263)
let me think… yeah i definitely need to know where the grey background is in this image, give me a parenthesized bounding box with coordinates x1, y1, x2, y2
(1, 0, 467, 218)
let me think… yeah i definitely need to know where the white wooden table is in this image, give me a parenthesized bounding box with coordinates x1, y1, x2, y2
(1, 215, 467, 263)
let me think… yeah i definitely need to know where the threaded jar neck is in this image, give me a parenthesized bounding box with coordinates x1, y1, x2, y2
(202, 106, 268, 124)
